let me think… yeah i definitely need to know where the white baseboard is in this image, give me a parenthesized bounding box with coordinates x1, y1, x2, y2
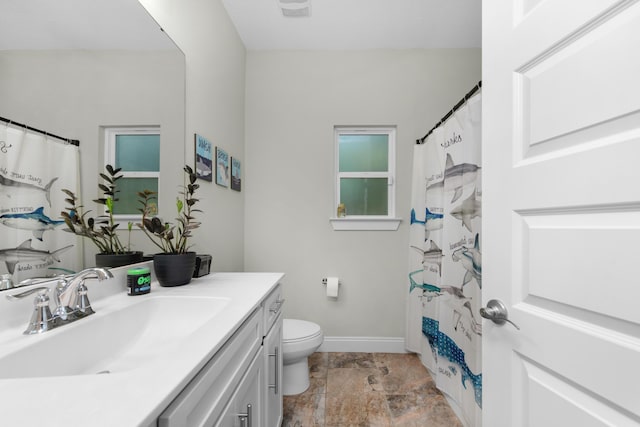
(317, 336, 407, 353)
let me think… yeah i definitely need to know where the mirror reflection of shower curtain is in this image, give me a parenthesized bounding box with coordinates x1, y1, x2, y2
(0, 124, 82, 284)
(407, 92, 482, 426)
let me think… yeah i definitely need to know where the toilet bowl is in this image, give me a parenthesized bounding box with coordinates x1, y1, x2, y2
(282, 319, 324, 395)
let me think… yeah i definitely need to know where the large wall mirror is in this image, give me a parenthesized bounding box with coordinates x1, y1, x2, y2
(0, 0, 186, 286)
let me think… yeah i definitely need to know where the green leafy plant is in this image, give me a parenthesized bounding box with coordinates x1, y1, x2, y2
(60, 165, 132, 254)
(137, 165, 201, 254)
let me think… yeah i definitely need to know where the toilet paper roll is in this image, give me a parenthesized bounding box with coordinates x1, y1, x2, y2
(326, 277, 339, 298)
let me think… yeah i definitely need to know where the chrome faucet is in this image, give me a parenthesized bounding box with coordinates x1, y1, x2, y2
(55, 267, 113, 319)
(7, 267, 114, 334)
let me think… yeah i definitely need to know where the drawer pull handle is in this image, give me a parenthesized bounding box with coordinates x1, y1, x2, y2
(238, 403, 252, 427)
(269, 298, 285, 314)
(268, 346, 279, 395)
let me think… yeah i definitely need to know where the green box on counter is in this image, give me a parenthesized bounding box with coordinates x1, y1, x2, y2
(127, 267, 151, 296)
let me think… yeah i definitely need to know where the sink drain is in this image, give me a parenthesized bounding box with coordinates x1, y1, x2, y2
(96, 370, 111, 375)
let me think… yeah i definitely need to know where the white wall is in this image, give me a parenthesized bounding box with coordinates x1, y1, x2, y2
(139, 0, 247, 272)
(134, 2, 482, 342)
(244, 50, 481, 339)
(0, 50, 185, 266)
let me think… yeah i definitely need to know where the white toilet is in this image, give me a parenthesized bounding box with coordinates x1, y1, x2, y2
(282, 318, 324, 395)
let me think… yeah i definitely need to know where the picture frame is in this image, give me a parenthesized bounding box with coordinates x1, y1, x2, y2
(231, 157, 241, 192)
(194, 134, 213, 181)
(215, 146, 229, 187)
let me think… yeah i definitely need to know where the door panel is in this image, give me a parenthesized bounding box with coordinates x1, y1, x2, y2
(515, 3, 640, 151)
(512, 0, 619, 64)
(513, 307, 640, 415)
(483, 0, 640, 425)
(523, 359, 637, 427)
(520, 211, 640, 322)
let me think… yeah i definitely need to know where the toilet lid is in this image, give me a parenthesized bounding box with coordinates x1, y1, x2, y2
(283, 319, 322, 342)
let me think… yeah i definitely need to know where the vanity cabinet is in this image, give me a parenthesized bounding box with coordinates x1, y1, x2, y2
(158, 282, 283, 427)
(262, 285, 284, 427)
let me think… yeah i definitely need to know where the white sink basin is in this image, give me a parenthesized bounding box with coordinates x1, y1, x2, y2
(0, 295, 230, 379)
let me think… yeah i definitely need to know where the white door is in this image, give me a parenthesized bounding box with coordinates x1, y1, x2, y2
(483, 1, 640, 426)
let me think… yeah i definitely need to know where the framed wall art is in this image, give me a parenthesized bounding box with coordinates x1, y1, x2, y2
(194, 133, 213, 181)
(215, 146, 229, 187)
(231, 157, 241, 191)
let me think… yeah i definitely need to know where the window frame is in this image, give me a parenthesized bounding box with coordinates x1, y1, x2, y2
(103, 126, 160, 221)
(332, 126, 401, 231)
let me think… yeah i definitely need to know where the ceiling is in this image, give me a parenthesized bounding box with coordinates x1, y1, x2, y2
(0, 0, 176, 50)
(0, 0, 481, 51)
(221, 0, 481, 50)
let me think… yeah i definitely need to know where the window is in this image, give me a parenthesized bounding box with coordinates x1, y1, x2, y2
(104, 127, 160, 218)
(332, 126, 400, 231)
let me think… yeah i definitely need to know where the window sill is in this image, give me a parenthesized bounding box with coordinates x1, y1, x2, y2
(329, 217, 402, 231)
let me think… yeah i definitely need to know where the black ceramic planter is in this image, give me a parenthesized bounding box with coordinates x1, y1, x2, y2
(95, 251, 143, 268)
(153, 252, 197, 287)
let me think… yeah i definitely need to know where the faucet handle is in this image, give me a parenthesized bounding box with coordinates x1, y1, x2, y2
(0, 274, 13, 290)
(26, 289, 55, 335)
(6, 286, 50, 301)
(7, 287, 56, 335)
(75, 283, 94, 317)
(16, 275, 68, 289)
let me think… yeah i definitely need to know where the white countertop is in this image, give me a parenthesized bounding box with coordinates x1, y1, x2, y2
(0, 269, 283, 426)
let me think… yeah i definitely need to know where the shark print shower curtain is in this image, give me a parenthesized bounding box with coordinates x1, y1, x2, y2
(407, 91, 482, 426)
(0, 124, 81, 283)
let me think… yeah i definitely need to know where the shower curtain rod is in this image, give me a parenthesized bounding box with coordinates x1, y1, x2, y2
(416, 80, 482, 145)
(0, 116, 80, 146)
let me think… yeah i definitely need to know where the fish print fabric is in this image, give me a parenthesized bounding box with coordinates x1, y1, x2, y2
(407, 92, 482, 427)
(0, 125, 81, 282)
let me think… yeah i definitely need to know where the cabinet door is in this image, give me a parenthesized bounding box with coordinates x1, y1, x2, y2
(263, 314, 282, 427)
(159, 310, 262, 427)
(215, 348, 263, 427)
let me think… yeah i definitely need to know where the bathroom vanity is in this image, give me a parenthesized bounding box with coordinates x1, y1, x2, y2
(158, 278, 284, 426)
(0, 269, 284, 427)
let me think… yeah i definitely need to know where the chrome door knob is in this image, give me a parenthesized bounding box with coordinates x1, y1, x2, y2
(480, 299, 520, 330)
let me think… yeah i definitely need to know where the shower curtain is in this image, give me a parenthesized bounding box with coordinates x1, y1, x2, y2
(407, 91, 482, 426)
(0, 124, 81, 284)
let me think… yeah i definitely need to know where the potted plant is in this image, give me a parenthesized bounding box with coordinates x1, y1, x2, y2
(60, 165, 143, 268)
(137, 165, 201, 286)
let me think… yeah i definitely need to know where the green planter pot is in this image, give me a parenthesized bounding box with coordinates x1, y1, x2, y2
(95, 251, 143, 268)
(153, 252, 196, 287)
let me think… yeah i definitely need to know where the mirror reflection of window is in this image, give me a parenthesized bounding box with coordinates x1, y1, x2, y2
(104, 127, 160, 217)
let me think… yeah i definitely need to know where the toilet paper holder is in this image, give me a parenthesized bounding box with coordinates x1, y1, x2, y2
(322, 277, 340, 298)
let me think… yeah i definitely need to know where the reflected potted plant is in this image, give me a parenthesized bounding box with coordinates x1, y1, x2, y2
(137, 165, 201, 287)
(60, 164, 143, 268)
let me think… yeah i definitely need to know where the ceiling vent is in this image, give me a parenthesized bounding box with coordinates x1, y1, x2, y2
(277, 0, 311, 17)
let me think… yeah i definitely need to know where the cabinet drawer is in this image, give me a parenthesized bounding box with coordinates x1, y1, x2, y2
(158, 308, 262, 427)
(262, 283, 284, 335)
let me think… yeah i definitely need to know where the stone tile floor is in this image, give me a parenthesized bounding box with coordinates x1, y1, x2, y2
(283, 352, 463, 427)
